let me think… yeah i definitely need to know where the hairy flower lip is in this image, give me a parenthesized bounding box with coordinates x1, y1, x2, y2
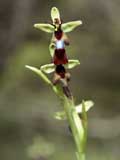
(53, 48, 68, 65)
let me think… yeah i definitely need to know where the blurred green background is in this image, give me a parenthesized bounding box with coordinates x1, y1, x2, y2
(0, 0, 120, 160)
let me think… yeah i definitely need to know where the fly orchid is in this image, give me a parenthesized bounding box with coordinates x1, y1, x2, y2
(40, 60, 80, 99)
(34, 7, 82, 65)
(26, 7, 94, 160)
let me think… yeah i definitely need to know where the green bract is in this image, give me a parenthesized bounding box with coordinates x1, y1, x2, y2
(62, 20, 82, 33)
(51, 7, 60, 23)
(34, 23, 54, 33)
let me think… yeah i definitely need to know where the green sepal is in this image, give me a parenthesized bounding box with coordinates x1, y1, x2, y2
(76, 100, 94, 113)
(40, 63, 55, 74)
(40, 59, 80, 75)
(65, 59, 80, 69)
(34, 23, 54, 33)
(51, 7, 60, 22)
(61, 20, 82, 33)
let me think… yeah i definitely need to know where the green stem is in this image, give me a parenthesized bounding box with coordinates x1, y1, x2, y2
(63, 97, 86, 160)
(26, 66, 87, 160)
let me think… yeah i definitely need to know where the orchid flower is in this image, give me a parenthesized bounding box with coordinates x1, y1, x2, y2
(34, 7, 82, 65)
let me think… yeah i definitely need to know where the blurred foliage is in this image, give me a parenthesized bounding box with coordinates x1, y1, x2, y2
(27, 136, 55, 159)
(0, 0, 120, 160)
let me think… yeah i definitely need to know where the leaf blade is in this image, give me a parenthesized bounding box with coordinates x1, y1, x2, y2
(25, 65, 52, 85)
(76, 100, 94, 113)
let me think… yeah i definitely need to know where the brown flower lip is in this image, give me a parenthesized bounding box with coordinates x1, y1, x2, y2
(53, 48, 68, 65)
(52, 19, 69, 65)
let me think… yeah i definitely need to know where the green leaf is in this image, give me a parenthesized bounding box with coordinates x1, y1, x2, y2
(65, 59, 80, 69)
(25, 65, 52, 85)
(54, 111, 66, 120)
(62, 20, 82, 33)
(49, 42, 55, 57)
(40, 63, 55, 74)
(76, 100, 94, 113)
(54, 100, 94, 120)
(51, 7, 60, 22)
(34, 23, 54, 33)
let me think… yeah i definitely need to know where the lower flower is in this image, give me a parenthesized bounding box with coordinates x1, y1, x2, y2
(53, 65, 72, 99)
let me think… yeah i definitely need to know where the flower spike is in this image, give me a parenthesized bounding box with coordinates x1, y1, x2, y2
(26, 7, 94, 160)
